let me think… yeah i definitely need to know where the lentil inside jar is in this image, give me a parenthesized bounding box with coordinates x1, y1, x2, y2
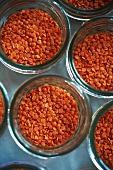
(74, 32, 113, 92)
(18, 84, 79, 147)
(0, 9, 62, 66)
(66, 0, 112, 9)
(0, 92, 4, 125)
(95, 108, 113, 168)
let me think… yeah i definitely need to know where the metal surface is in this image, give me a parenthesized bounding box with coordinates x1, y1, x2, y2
(0, 9, 113, 170)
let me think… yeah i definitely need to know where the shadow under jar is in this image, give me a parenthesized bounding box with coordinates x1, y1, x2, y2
(0, 82, 8, 137)
(87, 100, 113, 170)
(66, 16, 113, 98)
(8, 74, 92, 158)
(0, 0, 70, 74)
(54, 0, 113, 20)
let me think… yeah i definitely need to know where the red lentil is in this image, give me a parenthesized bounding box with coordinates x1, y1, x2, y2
(95, 108, 113, 168)
(74, 32, 113, 92)
(0, 9, 62, 66)
(18, 84, 79, 147)
(0, 92, 4, 124)
(66, 0, 112, 9)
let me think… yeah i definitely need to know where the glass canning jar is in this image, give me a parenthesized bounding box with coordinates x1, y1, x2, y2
(66, 16, 113, 98)
(0, 0, 70, 74)
(54, 0, 113, 20)
(0, 82, 8, 137)
(0, 161, 47, 170)
(87, 100, 113, 170)
(8, 74, 92, 158)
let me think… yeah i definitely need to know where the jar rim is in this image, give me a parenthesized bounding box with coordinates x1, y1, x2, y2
(0, 0, 70, 74)
(66, 16, 113, 98)
(55, 0, 113, 20)
(0, 82, 9, 136)
(8, 74, 92, 157)
(0, 161, 46, 170)
(55, 0, 113, 12)
(87, 100, 113, 170)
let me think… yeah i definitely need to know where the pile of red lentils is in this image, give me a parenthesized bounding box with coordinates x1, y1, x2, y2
(66, 0, 112, 9)
(18, 84, 79, 147)
(0, 9, 62, 66)
(0, 92, 4, 125)
(95, 108, 113, 168)
(74, 32, 113, 92)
